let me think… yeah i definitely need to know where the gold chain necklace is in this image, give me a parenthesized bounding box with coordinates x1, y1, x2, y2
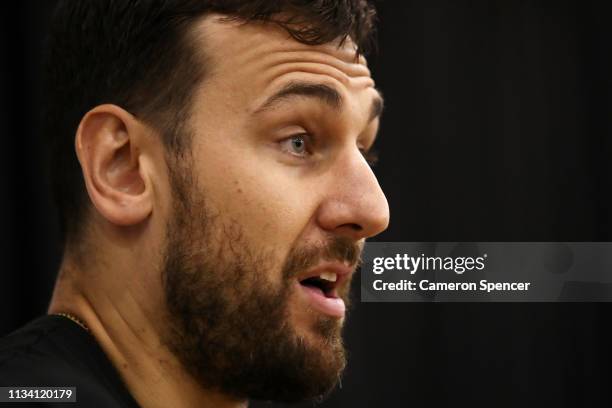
(52, 312, 90, 333)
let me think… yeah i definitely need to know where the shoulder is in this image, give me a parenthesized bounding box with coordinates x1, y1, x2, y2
(0, 316, 139, 407)
(0, 315, 88, 383)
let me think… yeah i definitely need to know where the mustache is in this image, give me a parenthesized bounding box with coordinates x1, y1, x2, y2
(282, 236, 363, 280)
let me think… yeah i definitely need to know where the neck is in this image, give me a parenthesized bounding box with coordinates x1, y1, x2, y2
(48, 254, 248, 408)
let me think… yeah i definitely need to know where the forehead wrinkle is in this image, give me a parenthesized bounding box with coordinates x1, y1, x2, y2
(217, 27, 368, 72)
(199, 18, 373, 92)
(259, 49, 372, 80)
(240, 50, 375, 115)
(261, 63, 353, 90)
(255, 55, 375, 96)
(219, 36, 371, 81)
(251, 68, 378, 120)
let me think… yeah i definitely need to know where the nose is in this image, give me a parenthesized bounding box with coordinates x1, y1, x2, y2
(316, 148, 390, 240)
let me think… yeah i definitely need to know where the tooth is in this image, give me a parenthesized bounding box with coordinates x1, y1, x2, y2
(319, 272, 337, 282)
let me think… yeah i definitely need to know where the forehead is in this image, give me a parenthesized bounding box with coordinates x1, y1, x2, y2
(191, 14, 376, 105)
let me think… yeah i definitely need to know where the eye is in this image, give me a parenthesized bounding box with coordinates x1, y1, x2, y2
(280, 134, 311, 158)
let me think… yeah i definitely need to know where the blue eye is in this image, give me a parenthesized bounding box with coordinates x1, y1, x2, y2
(281, 134, 309, 157)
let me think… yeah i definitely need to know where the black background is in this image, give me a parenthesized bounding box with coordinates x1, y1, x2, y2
(1, 1, 611, 407)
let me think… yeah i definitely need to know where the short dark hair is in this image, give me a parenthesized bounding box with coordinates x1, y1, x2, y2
(44, 0, 377, 245)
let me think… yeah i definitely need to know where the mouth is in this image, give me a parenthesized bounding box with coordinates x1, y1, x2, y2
(297, 264, 353, 318)
(300, 271, 339, 297)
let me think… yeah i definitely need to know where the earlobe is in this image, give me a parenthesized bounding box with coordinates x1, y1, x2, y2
(75, 104, 153, 227)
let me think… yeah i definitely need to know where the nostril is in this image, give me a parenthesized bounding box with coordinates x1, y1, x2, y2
(342, 223, 362, 231)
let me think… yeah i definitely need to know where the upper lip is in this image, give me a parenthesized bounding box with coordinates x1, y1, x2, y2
(296, 261, 356, 292)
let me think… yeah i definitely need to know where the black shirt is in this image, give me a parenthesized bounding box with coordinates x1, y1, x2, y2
(0, 315, 140, 407)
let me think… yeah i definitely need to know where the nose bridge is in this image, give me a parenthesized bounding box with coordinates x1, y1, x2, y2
(323, 148, 390, 238)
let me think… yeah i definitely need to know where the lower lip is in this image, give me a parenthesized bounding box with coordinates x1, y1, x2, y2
(298, 283, 346, 318)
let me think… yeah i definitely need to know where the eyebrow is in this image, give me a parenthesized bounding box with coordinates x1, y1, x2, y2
(254, 80, 384, 122)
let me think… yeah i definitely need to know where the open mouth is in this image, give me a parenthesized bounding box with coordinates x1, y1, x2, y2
(296, 263, 353, 318)
(299, 272, 339, 299)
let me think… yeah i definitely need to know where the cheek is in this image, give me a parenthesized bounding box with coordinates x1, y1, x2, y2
(194, 139, 319, 252)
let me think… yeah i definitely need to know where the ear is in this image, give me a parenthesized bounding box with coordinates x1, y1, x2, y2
(75, 104, 153, 227)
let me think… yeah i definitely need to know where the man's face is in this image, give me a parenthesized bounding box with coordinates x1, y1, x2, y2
(159, 15, 389, 402)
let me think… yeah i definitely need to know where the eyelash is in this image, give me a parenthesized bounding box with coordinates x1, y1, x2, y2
(280, 133, 379, 166)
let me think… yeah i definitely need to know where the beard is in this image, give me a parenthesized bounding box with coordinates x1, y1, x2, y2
(160, 155, 362, 402)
